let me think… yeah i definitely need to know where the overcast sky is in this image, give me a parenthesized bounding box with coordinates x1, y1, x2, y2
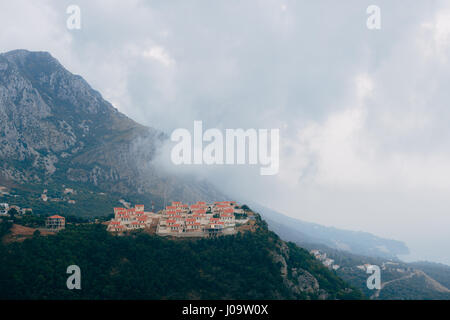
(1, 0, 450, 264)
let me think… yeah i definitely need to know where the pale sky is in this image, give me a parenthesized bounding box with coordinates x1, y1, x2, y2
(1, 0, 450, 264)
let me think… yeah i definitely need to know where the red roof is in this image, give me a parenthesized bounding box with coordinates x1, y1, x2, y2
(215, 201, 235, 206)
(216, 204, 231, 208)
(221, 213, 233, 217)
(48, 215, 65, 219)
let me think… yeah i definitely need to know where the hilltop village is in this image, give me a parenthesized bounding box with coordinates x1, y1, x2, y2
(107, 201, 254, 237)
(1, 183, 256, 241)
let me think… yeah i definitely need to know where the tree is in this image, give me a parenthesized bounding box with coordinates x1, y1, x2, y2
(0, 219, 13, 237)
(7, 207, 18, 218)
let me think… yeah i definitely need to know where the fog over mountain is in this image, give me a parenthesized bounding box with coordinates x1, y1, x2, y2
(0, 49, 226, 207)
(1, 0, 450, 264)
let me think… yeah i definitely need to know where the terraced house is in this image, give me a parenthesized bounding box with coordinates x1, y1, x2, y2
(107, 205, 157, 232)
(107, 201, 248, 237)
(157, 201, 242, 237)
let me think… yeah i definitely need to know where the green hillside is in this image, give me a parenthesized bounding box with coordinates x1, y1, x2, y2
(297, 244, 450, 300)
(0, 215, 362, 300)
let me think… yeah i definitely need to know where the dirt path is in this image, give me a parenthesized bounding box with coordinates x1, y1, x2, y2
(416, 270, 450, 293)
(371, 270, 418, 299)
(370, 269, 450, 299)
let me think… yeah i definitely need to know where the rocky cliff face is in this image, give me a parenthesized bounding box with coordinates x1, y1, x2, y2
(0, 49, 224, 206)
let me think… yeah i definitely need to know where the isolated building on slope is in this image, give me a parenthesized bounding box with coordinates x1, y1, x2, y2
(46, 215, 65, 231)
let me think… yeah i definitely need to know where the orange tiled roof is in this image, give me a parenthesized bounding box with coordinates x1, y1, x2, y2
(48, 215, 65, 219)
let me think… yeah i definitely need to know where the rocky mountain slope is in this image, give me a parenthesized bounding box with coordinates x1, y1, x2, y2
(1, 49, 411, 258)
(1, 49, 444, 300)
(0, 49, 224, 210)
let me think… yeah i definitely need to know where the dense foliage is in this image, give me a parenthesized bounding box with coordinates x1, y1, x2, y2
(0, 218, 12, 238)
(0, 221, 361, 300)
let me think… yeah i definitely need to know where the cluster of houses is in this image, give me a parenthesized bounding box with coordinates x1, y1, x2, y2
(40, 188, 76, 204)
(107, 201, 249, 238)
(0, 202, 65, 231)
(356, 261, 410, 273)
(0, 203, 32, 216)
(107, 205, 158, 232)
(310, 249, 340, 270)
(157, 201, 244, 237)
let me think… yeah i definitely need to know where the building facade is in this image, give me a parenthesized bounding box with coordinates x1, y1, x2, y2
(46, 215, 65, 231)
(107, 205, 156, 232)
(156, 201, 239, 237)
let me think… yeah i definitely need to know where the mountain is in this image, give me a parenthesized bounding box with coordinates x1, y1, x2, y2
(1, 49, 408, 259)
(250, 203, 409, 259)
(0, 213, 363, 300)
(0, 49, 443, 300)
(0, 49, 224, 214)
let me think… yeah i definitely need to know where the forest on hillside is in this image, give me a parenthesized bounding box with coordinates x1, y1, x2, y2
(0, 218, 362, 300)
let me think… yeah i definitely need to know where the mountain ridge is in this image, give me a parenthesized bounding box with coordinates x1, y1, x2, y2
(0, 49, 225, 210)
(1, 49, 409, 259)
(247, 202, 409, 259)
(2, 49, 447, 300)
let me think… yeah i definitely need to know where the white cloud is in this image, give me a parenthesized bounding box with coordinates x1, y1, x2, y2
(419, 5, 450, 62)
(142, 45, 176, 67)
